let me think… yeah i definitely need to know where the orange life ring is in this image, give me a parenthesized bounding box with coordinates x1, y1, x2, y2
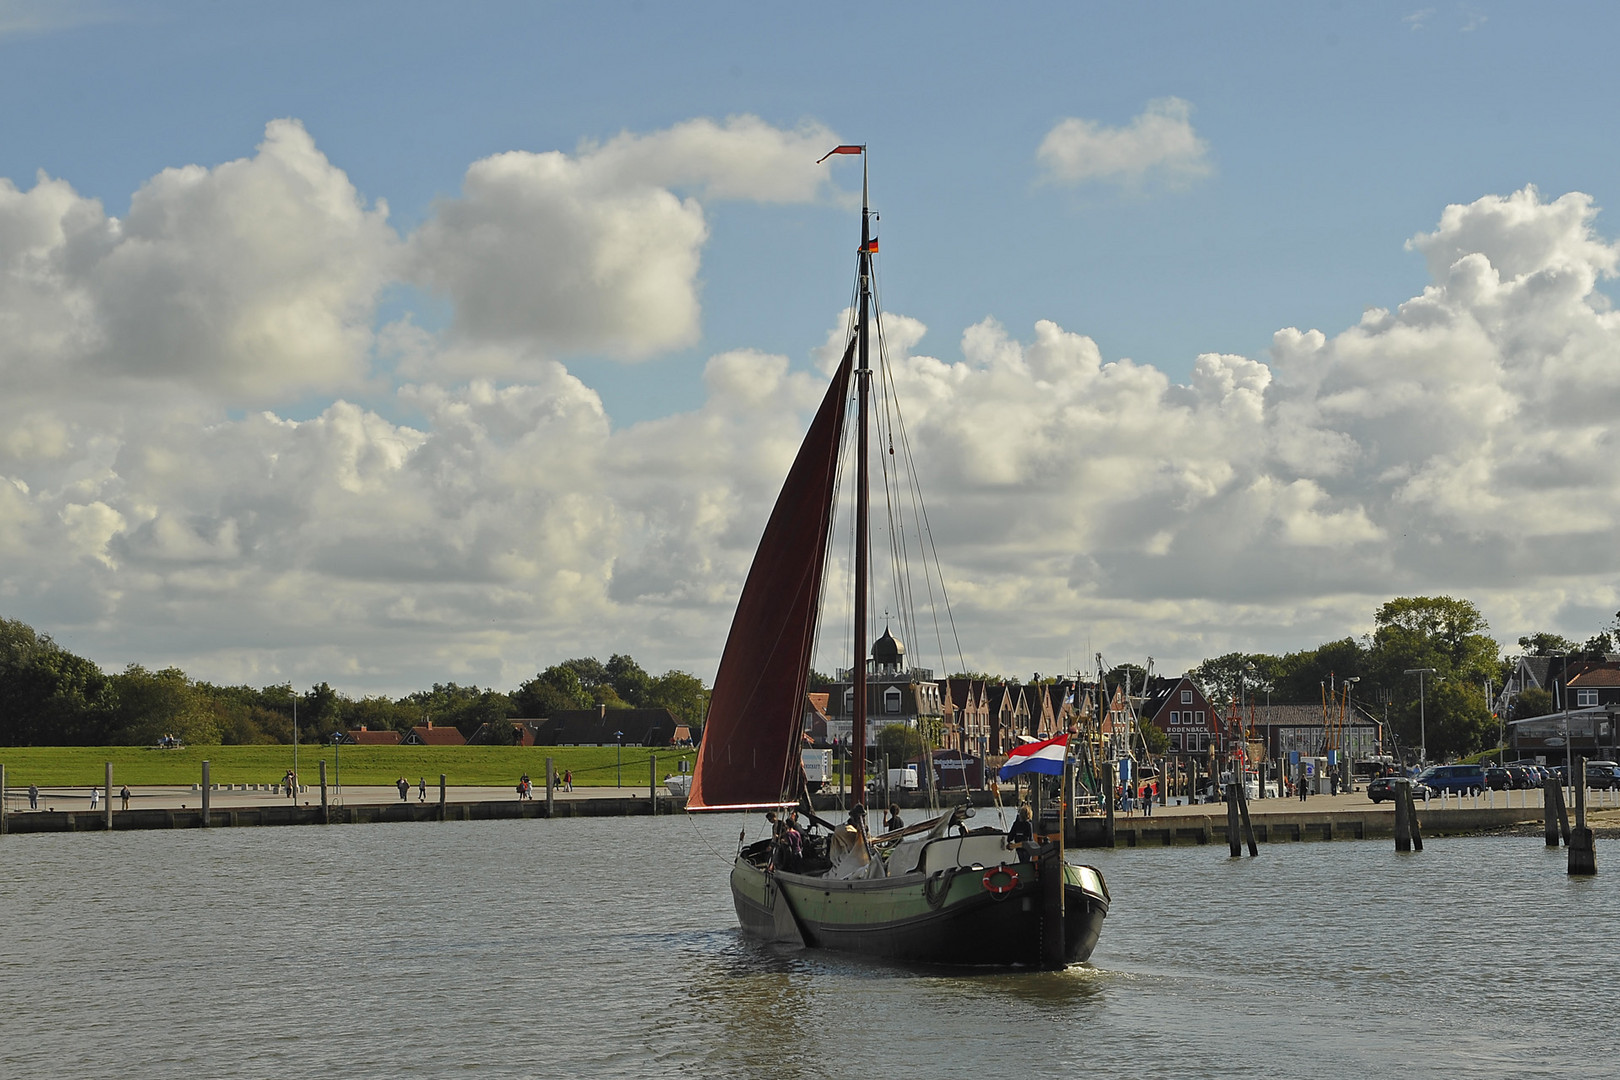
(982, 865, 1019, 895)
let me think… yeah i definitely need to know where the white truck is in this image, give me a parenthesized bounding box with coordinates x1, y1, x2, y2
(801, 748, 833, 792)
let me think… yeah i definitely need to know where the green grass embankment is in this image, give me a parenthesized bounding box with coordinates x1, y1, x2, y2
(0, 745, 698, 788)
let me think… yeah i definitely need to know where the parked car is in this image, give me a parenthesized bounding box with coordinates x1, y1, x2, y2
(1584, 762, 1620, 790)
(1414, 763, 1485, 795)
(1504, 765, 1533, 789)
(1368, 776, 1434, 803)
(1484, 767, 1511, 791)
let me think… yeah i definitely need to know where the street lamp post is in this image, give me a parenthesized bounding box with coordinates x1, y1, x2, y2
(616, 730, 625, 787)
(1405, 668, 1438, 766)
(332, 731, 343, 798)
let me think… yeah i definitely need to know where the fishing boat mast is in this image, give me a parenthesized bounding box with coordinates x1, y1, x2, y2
(853, 149, 872, 810)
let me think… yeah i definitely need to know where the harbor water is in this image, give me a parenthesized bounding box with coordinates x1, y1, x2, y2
(2, 812, 1613, 1078)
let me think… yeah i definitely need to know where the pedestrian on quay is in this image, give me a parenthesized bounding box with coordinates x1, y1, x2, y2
(564, 769, 573, 792)
(1141, 782, 1153, 817)
(397, 776, 410, 802)
(120, 785, 130, 810)
(89, 786, 99, 810)
(418, 777, 427, 802)
(28, 783, 39, 810)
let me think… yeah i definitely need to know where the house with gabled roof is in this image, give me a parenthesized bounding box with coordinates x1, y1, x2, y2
(400, 720, 467, 746)
(945, 677, 990, 756)
(341, 726, 402, 746)
(1141, 675, 1218, 758)
(532, 707, 678, 747)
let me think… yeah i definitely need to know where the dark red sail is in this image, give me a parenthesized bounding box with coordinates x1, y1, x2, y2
(687, 340, 854, 811)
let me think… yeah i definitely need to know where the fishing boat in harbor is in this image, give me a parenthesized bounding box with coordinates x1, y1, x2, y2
(686, 146, 1108, 968)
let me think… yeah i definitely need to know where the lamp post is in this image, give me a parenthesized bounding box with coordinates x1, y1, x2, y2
(290, 687, 299, 796)
(616, 730, 624, 787)
(1405, 668, 1437, 766)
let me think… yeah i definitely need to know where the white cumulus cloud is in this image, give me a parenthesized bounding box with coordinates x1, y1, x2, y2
(1037, 97, 1212, 187)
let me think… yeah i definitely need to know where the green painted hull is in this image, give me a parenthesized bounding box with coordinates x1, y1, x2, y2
(731, 854, 1108, 967)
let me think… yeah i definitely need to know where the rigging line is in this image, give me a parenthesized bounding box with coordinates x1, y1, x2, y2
(870, 286, 925, 668)
(870, 300, 968, 680)
(683, 809, 741, 867)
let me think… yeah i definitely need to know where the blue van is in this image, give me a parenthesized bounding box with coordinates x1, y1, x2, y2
(1414, 763, 1485, 794)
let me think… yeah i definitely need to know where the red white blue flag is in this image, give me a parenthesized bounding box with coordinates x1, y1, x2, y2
(998, 733, 1069, 779)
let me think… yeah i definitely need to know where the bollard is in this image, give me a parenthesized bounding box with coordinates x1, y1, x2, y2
(545, 756, 555, 817)
(650, 753, 658, 814)
(105, 762, 113, 831)
(319, 760, 329, 824)
(439, 774, 447, 821)
(201, 761, 211, 827)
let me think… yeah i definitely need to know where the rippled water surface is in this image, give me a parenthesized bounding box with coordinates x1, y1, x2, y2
(2, 815, 1612, 1078)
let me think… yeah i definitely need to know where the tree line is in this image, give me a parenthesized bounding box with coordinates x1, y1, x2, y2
(0, 616, 709, 748)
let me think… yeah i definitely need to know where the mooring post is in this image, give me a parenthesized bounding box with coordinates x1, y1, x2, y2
(1556, 781, 1571, 846)
(1226, 783, 1241, 857)
(1570, 757, 1596, 875)
(1409, 784, 1423, 851)
(319, 760, 329, 824)
(201, 760, 211, 827)
(649, 753, 659, 814)
(1237, 783, 1258, 856)
(545, 755, 555, 817)
(1544, 777, 1561, 846)
(1, 762, 7, 836)
(439, 773, 447, 821)
(1103, 761, 1116, 848)
(1394, 780, 1412, 852)
(104, 761, 113, 831)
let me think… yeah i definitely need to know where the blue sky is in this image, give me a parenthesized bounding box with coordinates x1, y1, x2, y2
(4, 1, 1620, 693)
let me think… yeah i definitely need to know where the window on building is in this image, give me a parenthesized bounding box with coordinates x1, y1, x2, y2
(1169, 710, 1180, 726)
(1577, 689, 1598, 707)
(1171, 732, 1183, 750)
(884, 687, 903, 714)
(1196, 711, 1205, 726)
(843, 688, 853, 715)
(1181, 690, 1193, 704)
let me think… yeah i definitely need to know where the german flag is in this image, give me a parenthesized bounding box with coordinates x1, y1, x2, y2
(860, 237, 879, 253)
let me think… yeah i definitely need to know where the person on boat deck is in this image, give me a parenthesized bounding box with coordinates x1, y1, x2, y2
(1006, 804, 1034, 860)
(884, 804, 903, 832)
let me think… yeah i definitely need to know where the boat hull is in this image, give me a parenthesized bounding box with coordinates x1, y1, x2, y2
(731, 855, 1107, 967)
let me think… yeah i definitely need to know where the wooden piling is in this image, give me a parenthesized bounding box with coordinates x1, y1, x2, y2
(439, 774, 447, 821)
(1544, 777, 1561, 846)
(1237, 783, 1258, 856)
(201, 760, 211, 827)
(545, 756, 555, 817)
(1570, 757, 1596, 876)
(1394, 780, 1412, 852)
(1226, 783, 1241, 856)
(104, 762, 113, 831)
(650, 753, 658, 813)
(319, 760, 329, 824)
(1103, 761, 1116, 848)
(1, 762, 7, 835)
(1409, 784, 1423, 851)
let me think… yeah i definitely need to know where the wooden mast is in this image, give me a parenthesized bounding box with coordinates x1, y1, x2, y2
(853, 148, 871, 810)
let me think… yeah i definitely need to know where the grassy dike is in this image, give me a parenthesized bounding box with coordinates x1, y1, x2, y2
(0, 744, 699, 788)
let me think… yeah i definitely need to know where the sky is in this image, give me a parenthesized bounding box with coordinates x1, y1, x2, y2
(4, 1, 1620, 696)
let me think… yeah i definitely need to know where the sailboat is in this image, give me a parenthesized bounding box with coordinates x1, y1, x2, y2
(686, 146, 1109, 968)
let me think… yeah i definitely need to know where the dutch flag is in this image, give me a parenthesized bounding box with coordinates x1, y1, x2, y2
(998, 733, 1069, 780)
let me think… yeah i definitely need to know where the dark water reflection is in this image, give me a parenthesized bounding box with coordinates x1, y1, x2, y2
(1, 814, 1613, 1078)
